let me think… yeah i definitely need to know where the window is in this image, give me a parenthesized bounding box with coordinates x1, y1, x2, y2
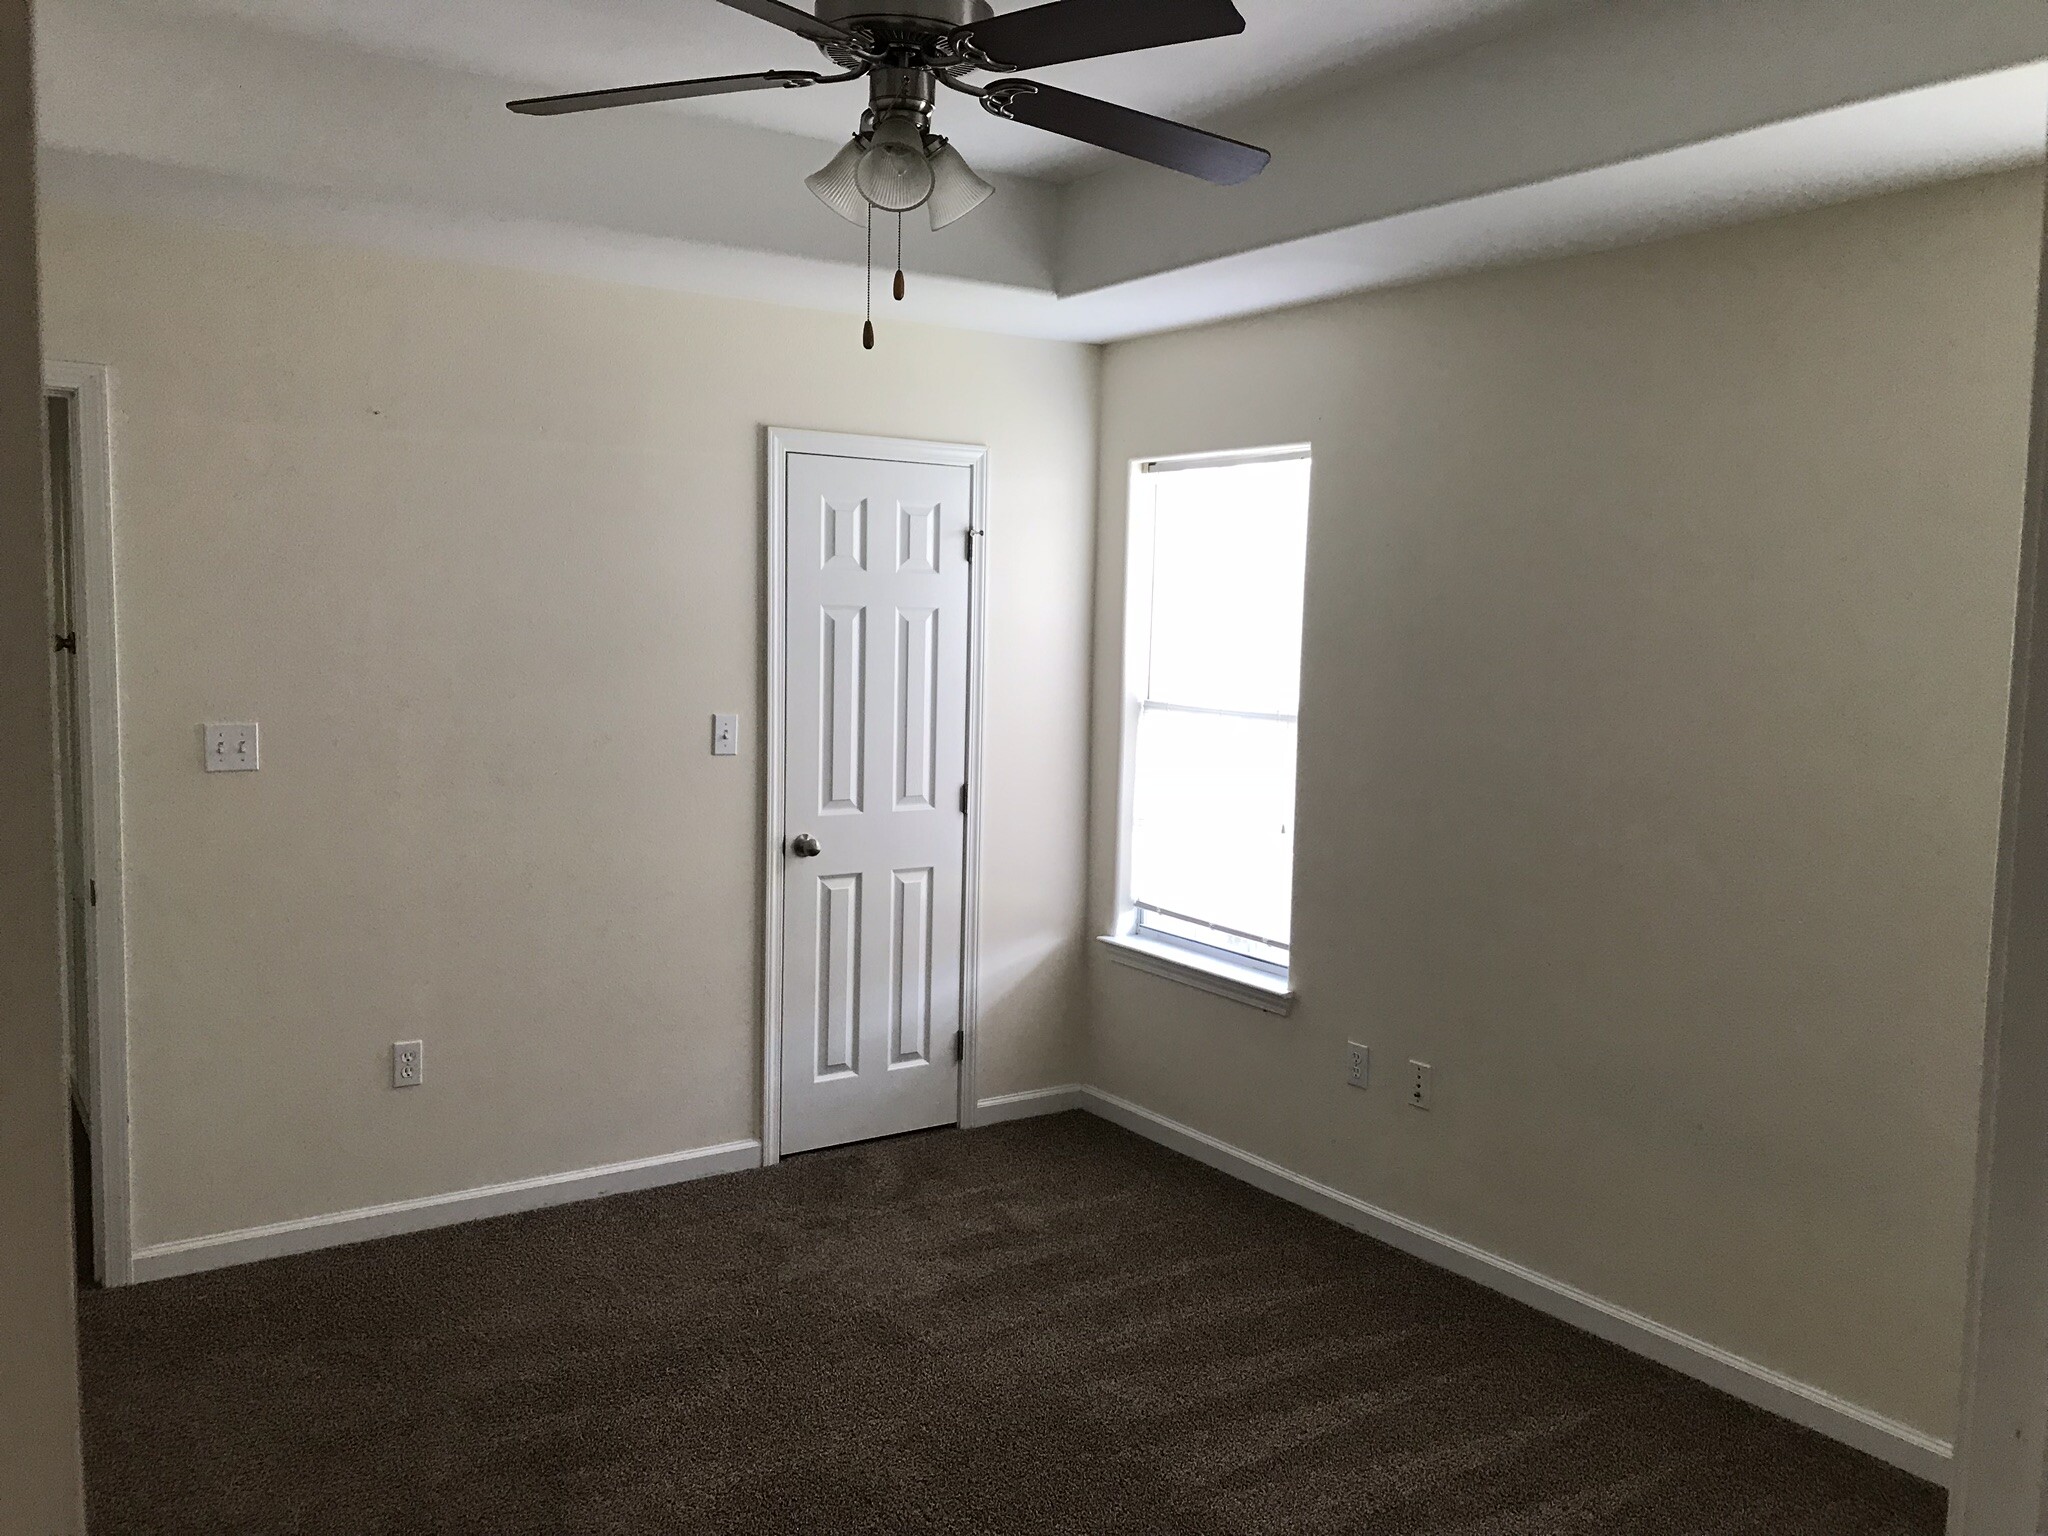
(1104, 448, 1311, 1011)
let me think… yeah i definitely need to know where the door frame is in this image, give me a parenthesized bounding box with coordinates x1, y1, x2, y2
(43, 360, 133, 1287)
(760, 428, 990, 1167)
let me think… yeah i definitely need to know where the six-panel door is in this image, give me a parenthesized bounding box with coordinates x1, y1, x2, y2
(781, 452, 972, 1155)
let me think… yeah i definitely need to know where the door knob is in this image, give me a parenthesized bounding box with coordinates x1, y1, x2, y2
(791, 834, 823, 859)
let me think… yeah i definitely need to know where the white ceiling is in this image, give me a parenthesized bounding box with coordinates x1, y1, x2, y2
(49, 62, 2042, 343)
(39, 0, 2048, 341)
(107, 0, 1590, 178)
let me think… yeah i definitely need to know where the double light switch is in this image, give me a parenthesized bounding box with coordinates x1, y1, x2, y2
(204, 722, 260, 773)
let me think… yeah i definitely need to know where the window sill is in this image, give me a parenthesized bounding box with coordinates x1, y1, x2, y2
(1096, 934, 1295, 1017)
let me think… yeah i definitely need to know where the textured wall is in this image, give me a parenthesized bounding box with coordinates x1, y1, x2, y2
(40, 206, 1097, 1248)
(1088, 171, 2043, 1438)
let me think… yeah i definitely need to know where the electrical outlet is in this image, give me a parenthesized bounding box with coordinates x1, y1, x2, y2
(1408, 1060, 1434, 1111)
(1347, 1042, 1370, 1089)
(392, 1040, 424, 1089)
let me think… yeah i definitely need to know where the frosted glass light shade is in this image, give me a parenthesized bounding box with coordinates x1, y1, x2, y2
(855, 115, 935, 213)
(806, 137, 869, 226)
(926, 139, 994, 231)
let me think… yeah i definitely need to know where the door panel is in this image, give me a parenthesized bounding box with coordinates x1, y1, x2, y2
(895, 608, 938, 810)
(890, 867, 933, 1065)
(782, 451, 971, 1155)
(821, 606, 865, 813)
(815, 874, 861, 1077)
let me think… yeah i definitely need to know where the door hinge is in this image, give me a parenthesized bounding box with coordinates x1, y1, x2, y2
(959, 783, 969, 815)
(964, 528, 980, 563)
(954, 1029, 965, 1064)
(54, 632, 76, 654)
(89, 879, 97, 908)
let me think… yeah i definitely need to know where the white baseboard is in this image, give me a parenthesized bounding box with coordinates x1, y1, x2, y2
(120, 1083, 1953, 1487)
(134, 1087, 1087, 1282)
(130, 1139, 764, 1283)
(974, 1085, 1087, 1124)
(1076, 1086, 1952, 1486)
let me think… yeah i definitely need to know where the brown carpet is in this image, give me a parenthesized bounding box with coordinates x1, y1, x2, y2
(82, 1113, 1945, 1535)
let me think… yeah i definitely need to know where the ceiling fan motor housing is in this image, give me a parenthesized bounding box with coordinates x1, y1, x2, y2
(813, 0, 994, 69)
(813, 0, 994, 31)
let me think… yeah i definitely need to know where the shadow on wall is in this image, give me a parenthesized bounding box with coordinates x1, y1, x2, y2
(977, 934, 1086, 1095)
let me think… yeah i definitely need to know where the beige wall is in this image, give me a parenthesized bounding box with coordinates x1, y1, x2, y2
(38, 207, 1097, 1248)
(39, 149, 2036, 1459)
(1088, 171, 2043, 1439)
(0, 3, 86, 1531)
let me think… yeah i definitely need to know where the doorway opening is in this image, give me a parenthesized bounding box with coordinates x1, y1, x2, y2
(42, 363, 130, 1287)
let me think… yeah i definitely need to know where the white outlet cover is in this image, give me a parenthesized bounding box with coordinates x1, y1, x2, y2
(204, 722, 261, 772)
(392, 1040, 424, 1089)
(1347, 1042, 1370, 1089)
(712, 713, 740, 758)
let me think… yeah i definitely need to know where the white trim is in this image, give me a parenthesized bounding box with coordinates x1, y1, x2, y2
(761, 431, 788, 1168)
(1107, 449, 1312, 1007)
(761, 429, 991, 1163)
(1096, 933, 1295, 1016)
(958, 441, 992, 1132)
(43, 361, 133, 1288)
(975, 1086, 1087, 1124)
(1076, 1086, 1952, 1485)
(1106, 458, 1152, 956)
(130, 1139, 764, 1283)
(110, 1068, 1955, 1482)
(1139, 444, 1314, 475)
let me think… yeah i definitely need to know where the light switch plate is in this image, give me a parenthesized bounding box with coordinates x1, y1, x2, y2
(712, 714, 740, 758)
(204, 722, 260, 773)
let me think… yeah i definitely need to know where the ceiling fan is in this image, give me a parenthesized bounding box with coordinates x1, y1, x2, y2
(508, 0, 1271, 344)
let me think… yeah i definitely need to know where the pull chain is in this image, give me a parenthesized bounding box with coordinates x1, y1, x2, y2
(894, 212, 906, 303)
(863, 206, 876, 351)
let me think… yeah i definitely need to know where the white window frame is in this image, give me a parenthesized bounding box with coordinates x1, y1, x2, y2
(1098, 445, 1311, 1017)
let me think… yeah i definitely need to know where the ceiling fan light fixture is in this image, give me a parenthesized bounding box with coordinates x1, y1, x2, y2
(854, 113, 936, 213)
(925, 138, 994, 231)
(806, 136, 870, 225)
(511, 0, 1272, 348)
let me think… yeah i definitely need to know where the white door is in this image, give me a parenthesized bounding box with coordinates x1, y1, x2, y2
(780, 449, 973, 1155)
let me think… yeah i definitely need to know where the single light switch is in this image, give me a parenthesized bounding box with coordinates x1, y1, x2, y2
(712, 714, 740, 758)
(204, 722, 260, 773)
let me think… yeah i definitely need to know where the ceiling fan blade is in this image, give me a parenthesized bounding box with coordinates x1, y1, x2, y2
(953, 0, 1245, 71)
(509, 69, 836, 116)
(706, 0, 854, 45)
(981, 82, 1269, 185)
